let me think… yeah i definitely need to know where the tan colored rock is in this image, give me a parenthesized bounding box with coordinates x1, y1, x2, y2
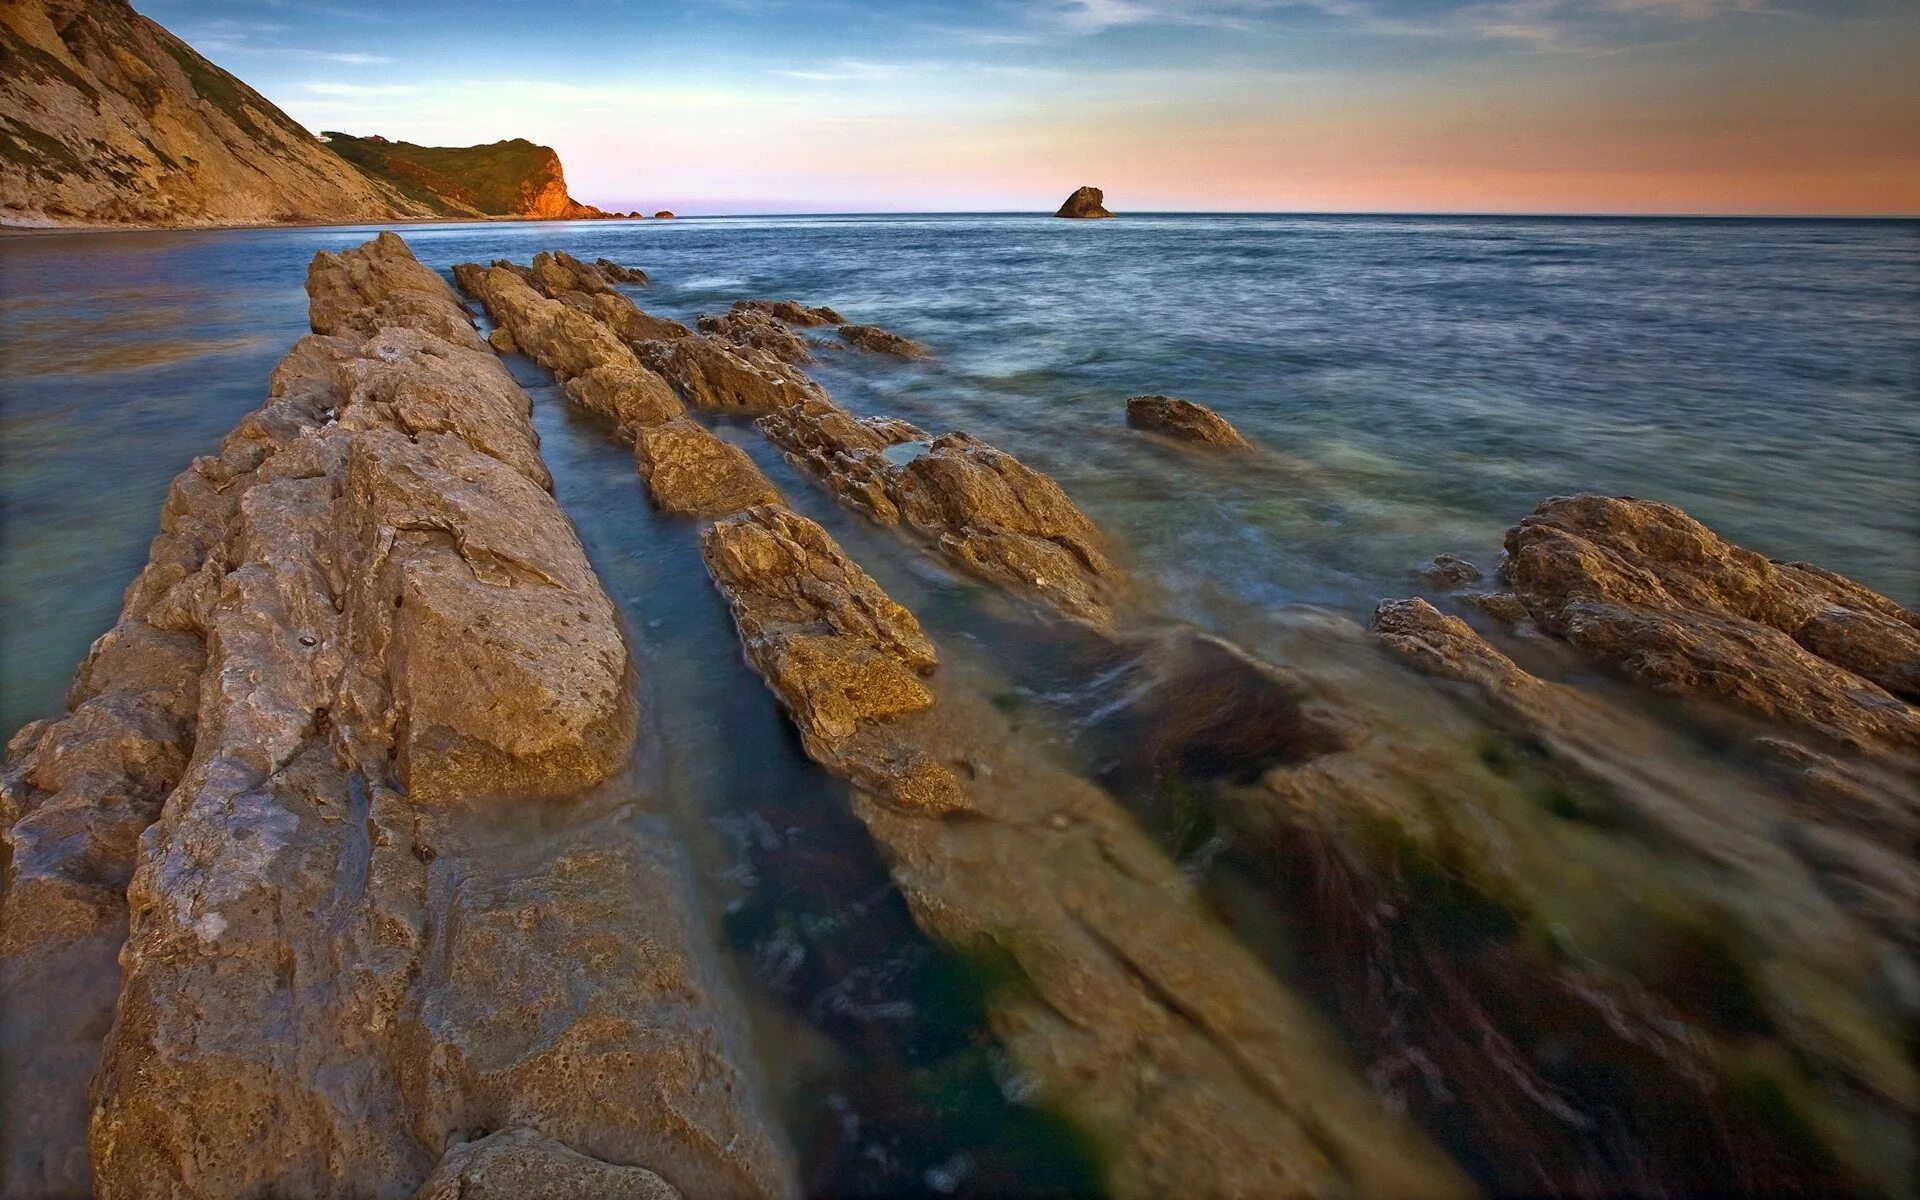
(4, 233, 793, 1200)
(0, 0, 428, 227)
(702, 510, 1469, 1199)
(734, 299, 845, 327)
(837, 323, 926, 358)
(635, 421, 785, 517)
(1504, 494, 1920, 750)
(1125, 394, 1251, 449)
(309, 231, 487, 353)
(594, 258, 650, 285)
(1373, 598, 1537, 691)
(698, 307, 816, 365)
(564, 361, 687, 429)
(415, 1130, 681, 1200)
(1055, 185, 1115, 218)
(634, 334, 827, 413)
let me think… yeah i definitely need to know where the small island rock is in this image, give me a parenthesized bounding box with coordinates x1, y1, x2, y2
(1125, 394, 1252, 449)
(1055, 186, 1115, 219)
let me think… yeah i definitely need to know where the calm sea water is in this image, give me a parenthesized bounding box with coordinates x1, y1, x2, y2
(2, 214, 1916, 1194)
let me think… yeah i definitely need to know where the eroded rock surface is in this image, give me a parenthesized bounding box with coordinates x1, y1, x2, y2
(703, 509, 1469, 1199)
(1502, 494, 1920, 751)
(1055, 185, 1115, 218)
(1125, 394, 1251, 449)
(593, 258, 650, 285)
(415, 1130, 682, 1200)
(836, 323, 926, 358)
(455, 260, 783, 518)
(4, 233, 792, 1200)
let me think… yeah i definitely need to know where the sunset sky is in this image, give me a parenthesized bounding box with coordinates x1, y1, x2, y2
(145, 0, 1919, 216)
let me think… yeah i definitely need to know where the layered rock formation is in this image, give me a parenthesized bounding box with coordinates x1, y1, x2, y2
(1125, 394, 1252, 449)
(325, 133, 609, 220)
(0, 0, 614, 226)
(702, 508, 1470, 1199)
(0, 0, 423, 226)
(1494, 494, 1920, 752)
(455, 255, 782, 518)
(1, 232, 792, 1199)
(1055, 185, 1115, 218)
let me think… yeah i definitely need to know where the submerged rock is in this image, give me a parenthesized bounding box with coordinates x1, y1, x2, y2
(1502, 494, 1920, 751)
(1420, 553, 1484, 588)
(837, 323, 927, 358)
(1125, 394, 1251, 449)
(594, 258, 650, 285)
(5, 234, 794, 1200)
(702, 510, 1470, 1199)
(415, 1129, 681, 1200)
(1055, 185, 1115, 219)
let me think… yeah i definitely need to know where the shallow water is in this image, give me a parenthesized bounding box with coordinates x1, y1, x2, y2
(2, 214, 1916, 1195)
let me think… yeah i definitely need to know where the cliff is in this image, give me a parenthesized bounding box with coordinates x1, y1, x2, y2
(0, 0, 426, 226)
(324, 133, 609, 220)
(0, 0, 610, 228)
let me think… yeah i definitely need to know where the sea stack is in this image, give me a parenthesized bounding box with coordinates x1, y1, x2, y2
(1055, 185, 1115, 218)
(655, 210, 677, 219)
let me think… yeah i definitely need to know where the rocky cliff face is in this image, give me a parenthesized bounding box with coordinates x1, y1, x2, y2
(0, 0, 425, 226)
(325, 134, 608, 221)
(0, 0, 610, 227)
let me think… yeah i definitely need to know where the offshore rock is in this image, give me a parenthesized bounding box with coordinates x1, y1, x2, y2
(415, 1130, 682, 1200)
(837, 323, 926, 358)
(4, 233, 793, 1199)
(698, 306, 816, 365)
(734, 299, 845, 327)
(633, 334, 828, 414)
(1373, 598, 1535, 691)
(594, 258, 650, 285)
(1055, 185, 1115, 218)
(1125, 394, 1251, 449)
(703, 510, 1470, 1199)
(1420, 554, 1485, 588)
(1503, 494, 1920, 751)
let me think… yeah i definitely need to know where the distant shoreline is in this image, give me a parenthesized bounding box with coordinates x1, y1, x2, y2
(3, 210, 1913, 240)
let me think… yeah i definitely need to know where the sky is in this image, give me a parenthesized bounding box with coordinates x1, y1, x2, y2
(143, 0, 1920, 216)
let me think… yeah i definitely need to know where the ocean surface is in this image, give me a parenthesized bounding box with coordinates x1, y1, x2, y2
(2, 213, 1917, 1195)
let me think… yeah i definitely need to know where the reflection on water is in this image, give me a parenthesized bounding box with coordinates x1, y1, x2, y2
(2, 215, 1916, 1195)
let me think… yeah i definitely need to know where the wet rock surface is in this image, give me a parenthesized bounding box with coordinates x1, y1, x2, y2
(1125, 394, 1252, 449)
(455, 259, 784, 518)
(415, 1130, 682, 1200)
(836, 323, 926, 358)
(703, 509, 1471, 1199)
(1501, 494, 1920, 751)
(1055, 185, 1116, 218)
(4, 234, 793, 1200)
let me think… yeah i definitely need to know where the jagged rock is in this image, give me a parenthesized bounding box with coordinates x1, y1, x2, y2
(563, 361, 687, 430)
(633, 335, 827, 413)
(890, 433, 1126, 626)
(309, 231, 487, 353)
(1504, 494, 1920, 751)
(5, 234, 793, 1200)
(837, 323, 926, 358)
(1463, 589, 1530, 623)
(734, 299, 844, 327)
(1055, 185, 1115, 219)
(1420, 553, 1484, 588)
(698, 307, 816, 365)
(415, 1130, 681, 1200)
(635, 421, 785, 518)
(702, 507, 959, 813)
(1373, 598, 1536, 691)
(1125, 394, 1251, 449)
(488, 326, 518, 354)
(594, 259, 650, 285)
(703, 512, 1468, 1199)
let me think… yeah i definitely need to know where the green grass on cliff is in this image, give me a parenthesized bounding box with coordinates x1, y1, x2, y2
(323, 134, 560, 216)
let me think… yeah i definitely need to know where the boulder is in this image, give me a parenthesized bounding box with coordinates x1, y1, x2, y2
(654, 210, 676, 219)
(1503, 494, 1920, 751)
(1125, 394, 1251, 449)
(837, 323, 927, 358)
(1055, 185, 1115, 218)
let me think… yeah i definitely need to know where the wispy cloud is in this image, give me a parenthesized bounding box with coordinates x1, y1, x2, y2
(300, 81, 421, 95)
